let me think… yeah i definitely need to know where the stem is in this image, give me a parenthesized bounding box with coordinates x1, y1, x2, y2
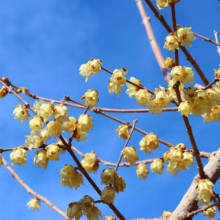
(83, 106, 89, 114)
(115, 119, 138, 171)
(204, 78, 219, 90)
(193, 32, 220, 47)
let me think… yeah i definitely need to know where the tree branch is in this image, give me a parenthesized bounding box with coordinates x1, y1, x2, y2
(214, 31, 220, 55)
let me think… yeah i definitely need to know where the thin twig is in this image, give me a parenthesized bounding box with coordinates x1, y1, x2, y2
(135, 0, 171, 83)
(193, 32, 220, 47)
(204, 78, 219, 90)
(115, 119, 138, 171)
(144, 0, 209, 86)
(1, 155, 68, 219)
(83, 106, 89, 114)
(214, 31, 220, 55)
(173, 81, 206, 178)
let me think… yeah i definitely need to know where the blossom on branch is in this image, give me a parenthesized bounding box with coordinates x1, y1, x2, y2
(66, 202, 82, 220)
(78, 114, 93, 133)
(37, 102, 54, 123)
(33, 149, 48, 170)
(104, 214, 117, 220)
(26, 198, 40, 211)
(164, 34, 179, 51)
(46, 144, 60, 161)
(81, 151, 99, 173)
(13, 104, 29, 123)
(164, 57, 175, 68)
(29, 116, 44, 132)
(139, 133, 159, 155)
(150, 158, 164, 175)
(203, 205, 216, 220)
(134, 89, 152, 107)
(126, 77, 141, 98)
(177, 27, 196, 47)
(81, 89, 99, 109)
(136, 163, 149, 180)
(123, 147, 139, 165)
(101, 186, 116, 203)
(86, 206, 102, 220)
(62, 116, 77, 133)
(47, 120, 62, 138)
(171, 66, 194, 85)
(162, 210, 172, 218)
(54, 104, 69, 124)
(24, 131, 44, 150)
(114, 125, 130, 140)
(113, 176, 126, 194)
(101, 168, 116, 185)
(10, 146, 27, 167)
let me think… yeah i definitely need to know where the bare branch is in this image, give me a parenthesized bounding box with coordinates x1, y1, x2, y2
(214, 31, 220, 55)
(193, 32, 220, 47)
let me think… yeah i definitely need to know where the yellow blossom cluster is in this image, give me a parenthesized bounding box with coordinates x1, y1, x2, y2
(164, 143, 194, 176)
(100, 168, 126, 193)
(60, 164, 84, 189)
(164, 27, 196, 51)
(66, 196, 102, 220)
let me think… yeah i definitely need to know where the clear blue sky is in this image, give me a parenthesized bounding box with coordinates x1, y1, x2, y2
(0, 0, 220, 219)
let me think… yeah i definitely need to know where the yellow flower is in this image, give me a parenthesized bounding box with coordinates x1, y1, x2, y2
(54, 104, 69, 124)
(126, 77, 141, 98)
(81, 89, 99, 109)
(78, 114, 93, 133)
(27, 198, 40, 211)
(73, 125, 89, 142)
(46, 144, 60, 161)
(66, 202, 82, 220)
(29, 116, 44, 132)
(164, 34, 179, 51)
(162, 210, 172, 218)
(24, 131, 44, 150)
(10, 146, 27, 167)
(113, 176, 126, 194)
(104, 214, 117, 220)
(62, 116, 77, 133)
(101, 186, 116, 203)
(156, 0, 172, 9)
(150, 159, 164, 175)
(171, 66, 194, 85)
(182, 152, 194, 168)
(79, 195, 94, 214)
(13, 104, 29, 123)
(81, 151, 99, 174)
(114, 125, 130, 140)
(47, 120, 62, 138)
(134, 89, 152, 107)
(85, 206, 102, 220)
(203, 205, 216, 220)
(139, 133, 159, 155)
(37, 103, 54, 123)
(33, 149, 48, 170)
(40, 128, 50, 143)
(177, 27, 196, 47)
(136, 164, 149, 180)
(123, 147, 139, 165)
(178, 101, 190, 117)
(164, 57, 175, 68)
(101, 168, 116, 185)
(214, 68, 220, 79)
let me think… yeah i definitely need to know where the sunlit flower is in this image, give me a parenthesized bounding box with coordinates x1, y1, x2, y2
(156, 0, 172, 9)
(150, 159, 164, 175)
(33, 149, 48, 170)
(66, 202, 82, 220)
(78, 114, 93, 133)
(115, 125, 130, 140)
(126, 77, 141, 98)
(101, 168, 116, 185)
(13, 104, 29, 123)
(79, 195, 94, 214)
(24, 131, 44, 150)
(178, 101, 190, 117)
(162, 210, 172, 218)
(171, 66, 194, 85)
(136, 164, 149, 180)
(113, 176, 126, 194)
(177, 27, 196, 47)
(46, 144, 60, 161)
(54, 104, 69, 124)
(86, 206, 102, 220)
(40, 128, 50, 143)
(135, 89, 152, 107)
(81, 151, 99, 173)
(101, 186, 116, 203)
(27, 198, 40, 211)
(164, 57, 175, 68)
(139, 133, 159, 155)
(123, 147, 139, 165)
(37, 102, 54, 123)
(33, 99, 45, 114)
(164, 34, 179, 51)
(47, 120, 62, 138)
(81, 89, 99, 109)
(29, 116, 44, 132)
(62, 116, 77, 133)
(10, 147, 27, 167)
(203, 205, 216, 220)
(104, 214, 117, 220)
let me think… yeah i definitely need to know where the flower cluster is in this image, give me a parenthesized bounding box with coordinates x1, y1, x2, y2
(164, 143, 194, 176)
(81, 151, 99, 173)
(108, 68, 127, 97)
(115, 125, 130, 140)
(164, 27, 195, 51)
(60, 165, 84, 189)
(123, 147, 139, 165)
(195, 179, 214, 206)
(66, 196, 102, 220)
(139, 133, 159, 155)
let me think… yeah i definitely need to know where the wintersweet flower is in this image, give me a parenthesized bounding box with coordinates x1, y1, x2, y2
(101, 168, 116, 185)
(27, 198, 40, 211)
(73, 126, 89, 142)
(29, 116, 44, 132)
(114, 125, 130, 140)
(156, 0, 172, 9)
(47, 120, 62, 138)
(195, 179, 214, 206)
(136, 164, 149, 180)
(202, 113, 214, 122)
(79, 196, 94, 214)
(182, 152, 194, 168)
(13, 104, 29, 123)
(214, 68, 220, 79)
(164, 57, 175, 68)
(139, 133, 159, 155)
(40, 128, 50, 143)
(101, 186, 116, 203)
(0, 86, 8, 98)
(154, 87, 172, 107)
(168, 79, 184, 100)
(104, 214, 117, 220)
(184, 87, 197, 102)
(66, 202, 82, 220)
(78, 114, 93, 133)
(62, 116, 77, 133)
(81, 151, 99, 174)
(79, 58, 102, 82)
(123, 147, 139, 165)
(189, 102, 203, 117)
(10, 147, 27, 167)
(194, 90, 207, 106)
(162, 210, 172, 218)
(147, 99, 163, 115)
(54, 104, 69, 124)
(86, 206, 102, 220)
(113, 176, 126, 194)
(177, 27, 196, 47)
(33, 150, 48, 170)
(134, 89, 152, 107)
(24, 131, 44, 150)
(108, 69, 127, 97)
(150, 158, 164, 175)
(178, 101, 190, 117)
(203, 205, 216, 220)
(33, 99, 45, 114)
(171, 66, 194, 85)
(126, 77, 141, 98)
(164, 34, 179, 51)
(81, 89, 99, 109)
(37, 102, 54, 123)
(46, 144, 60, 161)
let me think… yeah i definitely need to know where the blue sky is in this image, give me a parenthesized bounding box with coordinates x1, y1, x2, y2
(0, 0, 220, 219)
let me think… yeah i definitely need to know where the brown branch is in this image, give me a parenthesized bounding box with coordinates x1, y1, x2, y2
(83, 106, 89, 114)
(173, 81, 205, 178)
(1, 155, 68, 219)
(143, 0, 209, 86)
(135, 0, 171, 83)
(115, 119, 138, 171)
(214, 31, 220, 55)
(204, 78, 219, 90)
(170, 150, 220, 219)
(193, 32, 220, 47)
(101, 67, 155, 95)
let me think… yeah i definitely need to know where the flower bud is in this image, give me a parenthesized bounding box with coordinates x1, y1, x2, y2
(115, 125, 130, 140)
(24, 131, 44, 150)
(177, 27, 196, 47)
(195, 179, 214, 206)
(37, 103, 54, 123)
(33, 149, 48, 170)
(151, 159, 164, 175)
(178, 101, 190, 117)
(47, 120, 62, 138)
(62, 116, 77, 133)
(164, 34, 179, 51)
(66, 202, 82, 220)
(10, 147, 27, 167)
(46, 144, 60, 161)
(101, 186, 116, 203)
(104, 214, 117, 220)
(54, 104, 69, 124)
(164, 57, 175, 68)
(78, 114, 93, 133)
(108, 69, 126, 97)
(101, 168, 116, 185)
(203, 205, 216, 220)
(27, 198, 40, 211)
(40, 128, 50, 143)
(134, 89, 152, 107)
(13, 104, 29, 123)
(79, 195, 94, 214)
(113, 176, 126, 194)
(136, 164, 149, 180)
(81, 89, 99, 109)
(81, 151, 99, 174)
(126, 77, 141, 98)
(139, 133, 159, 155)
(123, 147, 139, 165)
(29, 116, 44, 132)
(162, 210, 172, 218)
(0, 86, 8, 98)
